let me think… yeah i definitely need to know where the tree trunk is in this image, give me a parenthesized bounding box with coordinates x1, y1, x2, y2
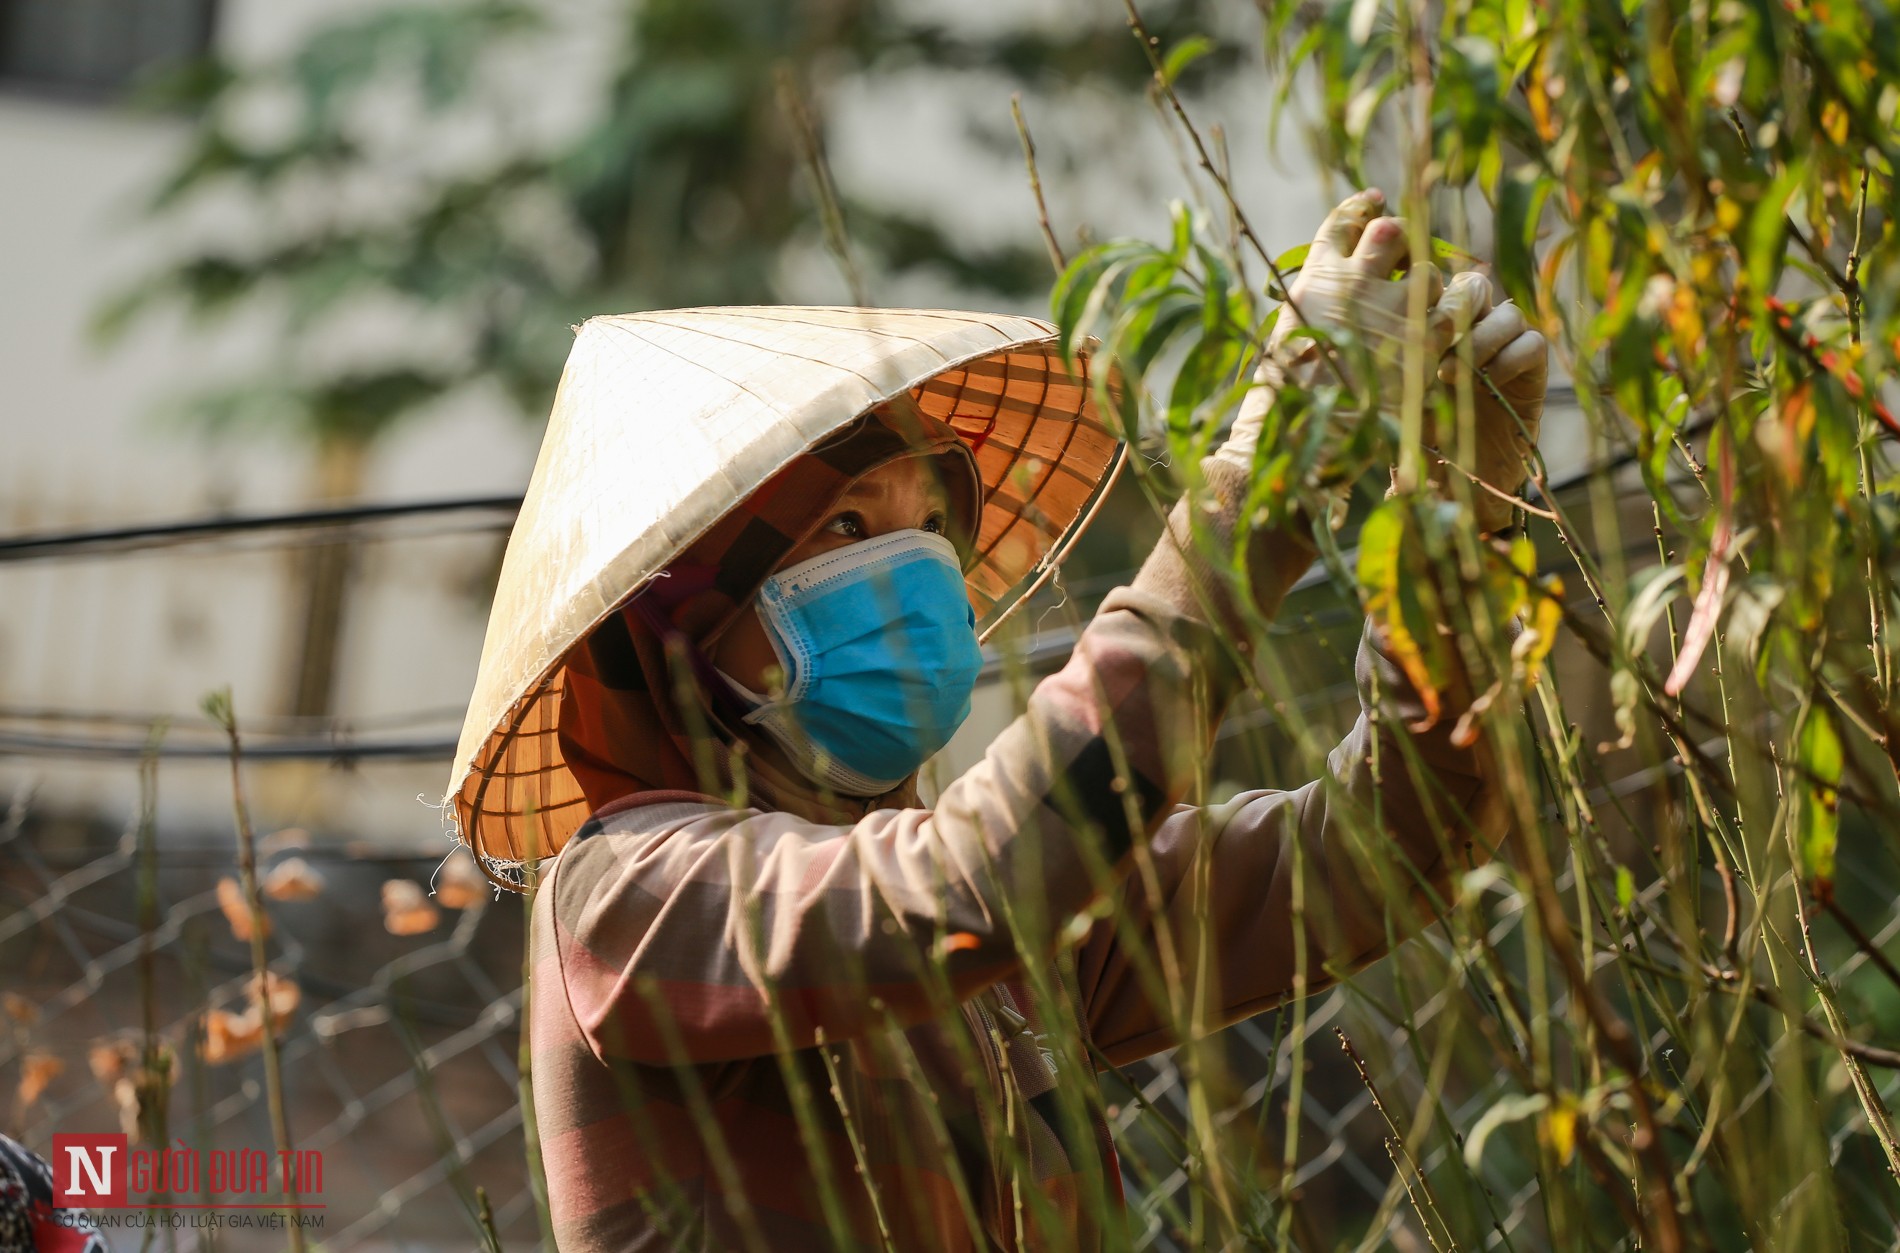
(283, 439, 368, 720)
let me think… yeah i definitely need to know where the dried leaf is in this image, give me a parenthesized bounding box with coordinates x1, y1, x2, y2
(1598, 667, 1642, 753)
(248, 971, 301, 1031)
(382, 879, 441, 936)
(2, 992, 39, 1027)
(1666, 445, 1738, 697)
(1672, 520, 1732, 699)
(18, 1053, 64, 1106)
(112, 1076, 143, 1138)
(88, 1041, 129, 1085)
(434, 852, 489, 911)
(216, 876, 269, 942)
(263, 857, 326, 901)
(201, 1008, 265, 1065)
(1665, 551, 1731, 697)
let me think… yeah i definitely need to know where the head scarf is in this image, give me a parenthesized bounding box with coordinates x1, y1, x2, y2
(556, 404, 982, 823)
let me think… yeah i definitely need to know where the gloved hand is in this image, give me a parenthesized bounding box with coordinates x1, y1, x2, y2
(1214, 188, 1491, 487)
(1433, 299, 1548, 533)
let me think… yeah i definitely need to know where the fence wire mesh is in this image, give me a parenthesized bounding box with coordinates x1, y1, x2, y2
(8, 489, 1900, 1250)
(11, 727, 1900, 1250)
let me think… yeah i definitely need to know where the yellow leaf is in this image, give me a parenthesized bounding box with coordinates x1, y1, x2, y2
(1820, 100, 1849, 145)
(1515, 576, 1566, 682)
(1357, 502, 1441, 727)
(1541, 1098, 1580, 1165)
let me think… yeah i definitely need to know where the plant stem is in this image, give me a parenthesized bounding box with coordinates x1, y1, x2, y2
(1011, 94, 1065, 273)
(205, 690, 305, 1251)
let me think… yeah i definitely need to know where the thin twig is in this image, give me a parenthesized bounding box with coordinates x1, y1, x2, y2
(136, 723, 176, 1239)
(1011, 94, 1065, 273)
(1120, 0, 1354, 392)
(1433, 453, 1560, 520)
(475, 1185, 503, 1253)
(1338, 1030, 1459, 1251)
(1823, 897, 1900, 998)
(777, 65, 869, 307)
(205, 689, 306, 1249)
(1687, 959, 1900, 1068)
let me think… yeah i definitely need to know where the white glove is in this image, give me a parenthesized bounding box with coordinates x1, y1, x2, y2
(1216, 189, 1490, 491)
(1434, 299, 1549, 533)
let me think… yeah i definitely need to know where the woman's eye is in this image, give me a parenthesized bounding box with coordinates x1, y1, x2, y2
(826, 513, 865, 539)
(922, 514, 946, 536)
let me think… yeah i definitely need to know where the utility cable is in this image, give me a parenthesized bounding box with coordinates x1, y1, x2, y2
(0, 494, 522, 563)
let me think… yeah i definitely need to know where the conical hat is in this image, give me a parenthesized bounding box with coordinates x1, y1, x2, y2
(445, 306, 1122, 871)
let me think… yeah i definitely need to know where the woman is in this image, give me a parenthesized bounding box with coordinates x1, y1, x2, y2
(449, 191, 1547, 1250)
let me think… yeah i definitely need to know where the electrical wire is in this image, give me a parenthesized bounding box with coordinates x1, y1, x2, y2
(0, 389, 1687, 763)
(0, 494, 522, 563)
(0, 729, 458, 761)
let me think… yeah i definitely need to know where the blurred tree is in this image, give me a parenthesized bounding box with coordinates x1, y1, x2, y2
(98, 0, 1233, 717)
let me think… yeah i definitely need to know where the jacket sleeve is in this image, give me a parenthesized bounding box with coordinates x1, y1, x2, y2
(543, 459, 1321, 1067)
(1073, 618, 1510, 1068)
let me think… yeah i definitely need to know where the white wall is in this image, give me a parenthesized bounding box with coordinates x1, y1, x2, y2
(0, 2, 547, 843)
(3, 0, 1574, 847)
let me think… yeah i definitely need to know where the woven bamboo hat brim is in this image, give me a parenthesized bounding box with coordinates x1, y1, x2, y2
(445, 306, 1122, 872)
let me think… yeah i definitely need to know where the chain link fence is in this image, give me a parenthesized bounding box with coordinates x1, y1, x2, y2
(10, 713, 1900, 1250)
(3, 765, 1517, 1253)
(8, 471, 1900, 1250)
(1, 781, 536, 1251)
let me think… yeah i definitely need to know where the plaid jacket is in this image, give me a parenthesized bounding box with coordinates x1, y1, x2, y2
(530, 460, 1509, 1251)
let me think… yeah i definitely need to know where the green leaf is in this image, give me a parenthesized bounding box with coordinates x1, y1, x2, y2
(1620, 565, 1687, 655)
(1615, 866, 1635, 911)
(1725, 576, 1786, 672)
(1796, 708, 1843, 900)
(1493, 165, 1549, 310)
(1463, 1092, 1550, 1168)
(1746, 162, 1804, 299)
(1433, 37, 1502, 182)
(1161, 35, 1214, 86)
(1604, 667, 1642, 752)
(1266, 243, 1310, 300)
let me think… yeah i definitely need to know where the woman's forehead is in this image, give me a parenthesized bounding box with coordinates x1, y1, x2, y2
(834, 455, 951, 504)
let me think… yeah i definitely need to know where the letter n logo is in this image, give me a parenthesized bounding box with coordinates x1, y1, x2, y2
(51, 1134, 127, 1208)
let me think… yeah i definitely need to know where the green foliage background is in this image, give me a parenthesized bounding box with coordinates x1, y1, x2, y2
(1055, 0, 1900, 1246)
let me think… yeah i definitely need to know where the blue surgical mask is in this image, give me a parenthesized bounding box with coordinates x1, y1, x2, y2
(720, 529, 983, 797)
